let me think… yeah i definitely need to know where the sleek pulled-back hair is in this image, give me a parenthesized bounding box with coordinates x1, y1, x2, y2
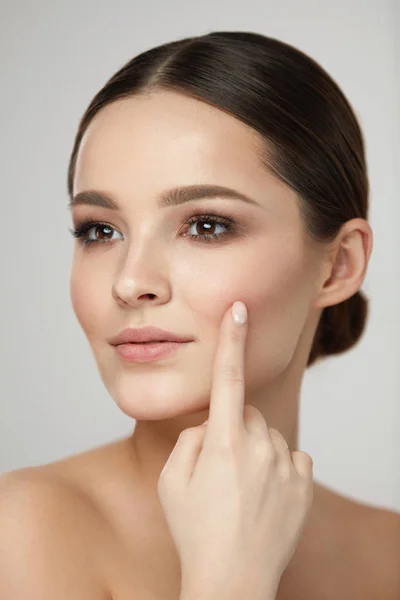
(67, 31, 369, 367)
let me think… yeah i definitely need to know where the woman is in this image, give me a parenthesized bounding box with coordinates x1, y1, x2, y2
(1, 31, 399, 599)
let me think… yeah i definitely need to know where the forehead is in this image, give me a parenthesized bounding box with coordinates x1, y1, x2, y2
(73, 91, 282, 200)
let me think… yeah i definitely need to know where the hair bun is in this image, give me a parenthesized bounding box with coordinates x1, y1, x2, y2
(308, 290, 369, 366)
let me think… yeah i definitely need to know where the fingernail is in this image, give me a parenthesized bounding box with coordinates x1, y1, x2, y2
(232, 301, 247, 325)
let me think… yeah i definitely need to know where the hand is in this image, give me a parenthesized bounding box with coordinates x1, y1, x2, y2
(157, 301, 314, 600)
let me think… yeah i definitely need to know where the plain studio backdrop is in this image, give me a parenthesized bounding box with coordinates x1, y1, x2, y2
(0, 0, 399, 512)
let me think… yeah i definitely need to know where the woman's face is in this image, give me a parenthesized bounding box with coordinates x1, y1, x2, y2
(70, 91, 325, 421)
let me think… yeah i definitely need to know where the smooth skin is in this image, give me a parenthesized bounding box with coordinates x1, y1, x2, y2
(160, 301, 313, 600)
(1, 90, 399, 599)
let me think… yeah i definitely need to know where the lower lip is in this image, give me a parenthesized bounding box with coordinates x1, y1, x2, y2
(114, 341, 191, 362)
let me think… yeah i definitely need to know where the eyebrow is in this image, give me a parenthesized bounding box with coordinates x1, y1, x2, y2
(67, 184, 261, 211)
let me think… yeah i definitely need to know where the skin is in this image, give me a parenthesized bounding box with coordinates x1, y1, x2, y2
(69, 90, 374, 592)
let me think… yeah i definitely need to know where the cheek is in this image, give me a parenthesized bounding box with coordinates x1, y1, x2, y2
(172, 249, 252, 326)
(176, 241, 307, 321)
(244, 247, 314, 385)
(69, 260, 107, 340)
(176, 242, 312, 384)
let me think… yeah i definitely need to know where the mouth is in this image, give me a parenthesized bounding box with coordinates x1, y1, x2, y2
(124, 340, 178, 344)
(114, 339, 190, 362)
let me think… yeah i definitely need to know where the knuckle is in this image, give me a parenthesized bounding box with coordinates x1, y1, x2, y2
(248, 432, 275, 463)
(243, 404, 263, 421)
(176, 430, 190, 444)
(211, 444, 234, 464)
(269, 428, 290, 450)
(291, 451, 314, 487)
(295, 450, 314, 469)
(212, 432, 241, 457)
(179, 426, 197, 439)
(251, 438, 272, 462)
(268, 427, 284, 441)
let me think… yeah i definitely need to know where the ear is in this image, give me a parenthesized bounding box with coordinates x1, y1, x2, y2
(314, 218, 373, 310)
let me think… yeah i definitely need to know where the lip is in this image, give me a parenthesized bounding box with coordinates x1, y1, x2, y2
(114, 341, 190, 363)
(109, 326, 194, 345)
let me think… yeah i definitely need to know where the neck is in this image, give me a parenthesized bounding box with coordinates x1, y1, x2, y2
(128, 360, 304, 496)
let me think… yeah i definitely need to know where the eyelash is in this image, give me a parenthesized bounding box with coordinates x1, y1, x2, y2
(69, 210, 237, 248)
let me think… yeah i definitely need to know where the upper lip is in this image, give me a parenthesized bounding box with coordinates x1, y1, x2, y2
(109, 326, 193, 345)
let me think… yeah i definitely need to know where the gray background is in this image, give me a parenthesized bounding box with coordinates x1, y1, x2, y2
(1, 0, 399, 511)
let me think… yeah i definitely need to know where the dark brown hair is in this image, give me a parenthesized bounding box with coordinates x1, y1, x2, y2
(67, 31, 369, 367)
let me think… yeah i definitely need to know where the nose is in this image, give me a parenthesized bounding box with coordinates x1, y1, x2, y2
(111, 231, 173, 308)
(112, 272, 172, 307)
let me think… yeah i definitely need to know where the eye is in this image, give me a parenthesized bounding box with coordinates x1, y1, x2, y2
(182, 213, 235, 243)
(68, 220, 122, 247)
(69, 211, 239, 248)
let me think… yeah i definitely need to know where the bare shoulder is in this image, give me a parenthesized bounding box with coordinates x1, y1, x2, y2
(357, 500, 400, 593)
(311, 482, 400, 599)
(344, 493, 400, 598)
(0, 465, 112, 599)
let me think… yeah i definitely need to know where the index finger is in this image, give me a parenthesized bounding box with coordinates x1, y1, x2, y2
(205, 301, 248, 443)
